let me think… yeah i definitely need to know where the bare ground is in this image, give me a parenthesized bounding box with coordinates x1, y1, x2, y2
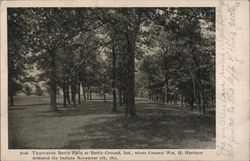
(8, 96, 215, 149)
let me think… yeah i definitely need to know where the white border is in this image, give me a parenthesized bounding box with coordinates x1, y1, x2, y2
(0, 0, 249, 161)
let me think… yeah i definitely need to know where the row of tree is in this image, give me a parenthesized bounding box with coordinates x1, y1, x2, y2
(8, 8, 215, 116)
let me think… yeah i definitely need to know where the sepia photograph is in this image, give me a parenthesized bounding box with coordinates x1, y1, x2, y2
(7, 7, 216, 149)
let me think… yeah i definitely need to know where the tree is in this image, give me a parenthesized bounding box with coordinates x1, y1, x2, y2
(23, 85, 32, 96)
(35, 84, 43, 100)
(121, 9, 143, 118)
(9, 8, 215, 116)
(139, 8, 215, 114)
(22, 8, 68, 111)
(20, 8, 101, 110)
(8, 9, 29, 106)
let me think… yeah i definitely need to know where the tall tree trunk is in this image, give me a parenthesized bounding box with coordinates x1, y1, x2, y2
(89, 86, 92, 100)
(82, 83, 86, 100)
(118, 63, 123, 106)
(71, 84, 74, 102)
(123, 75, 128, 116)
(198, 94, 202, 113)
(191, 99, 194, 110)
(184, 96, 187, 109)
(66, 82, 71, 104)
(123, 86, 126, 104)
(122, 67, 128, 116)
(78, 82, 81, 104)
(202, 94, 206, 114)
(9, 76, 14, 106)
(71, 76, 76, 107)
(199, 84, 206, 114)
(112, 88, 117, 112)
(211, 96, 214, 107)
(104, 92, 106, 103)
(148, 90, 151, 100)
(124, 32, 137, 118)
(8, 62, 14, 106)
(163, 49, 169, 104)
(122, 50, 127, 106)
(174, 95, 177, 104)
(112, 39, 117, 112)
(62, 82, 66, 107)
(118, 87, 122, 106)
(9, 90, 14, 106)
(181, 93, 184, 108)
(71, 84, 74, 107)
(199, 92, 203, 114)
(87, 85, 90, 100)
(50, 52, 57, 111)
(74, 77, 77, 106)
(154, 92, 156, 103)
(191, 77, 198, 111)
(164, 71, 168, 103)
(124, 85, 128, 117)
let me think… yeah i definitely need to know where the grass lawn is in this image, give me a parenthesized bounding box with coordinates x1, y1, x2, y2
(8, 95, 215, 149)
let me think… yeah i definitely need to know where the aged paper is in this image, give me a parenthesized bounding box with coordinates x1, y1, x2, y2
(0, 0, 249, 161)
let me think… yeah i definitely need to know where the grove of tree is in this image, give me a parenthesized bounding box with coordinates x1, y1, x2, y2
(8, 8, 215, 117)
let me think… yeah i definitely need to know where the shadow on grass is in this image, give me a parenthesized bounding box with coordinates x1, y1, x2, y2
(9, 104, 50, 108)
(9, 99, 215, 149)
(61, 102, 215, 149)
(39, 102, 115, 118)
(8, 107, 27, 111)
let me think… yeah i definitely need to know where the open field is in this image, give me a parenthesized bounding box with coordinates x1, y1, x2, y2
(8, 96, 215, 149)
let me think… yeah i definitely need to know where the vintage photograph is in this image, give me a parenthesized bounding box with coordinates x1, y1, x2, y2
(8, 7, 215, 149)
